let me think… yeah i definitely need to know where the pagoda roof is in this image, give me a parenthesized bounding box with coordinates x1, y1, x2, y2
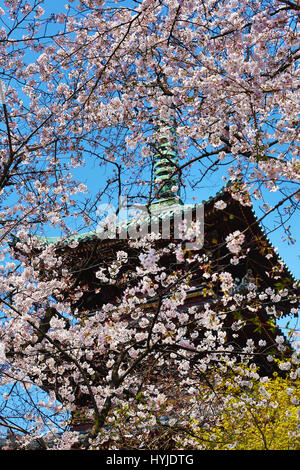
(18, 185, 297, 285)
(28, 185, 226, 246)
(10, 183, 299, 359)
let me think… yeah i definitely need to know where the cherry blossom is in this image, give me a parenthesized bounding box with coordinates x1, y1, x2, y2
(0, 0, 298, 451)
(225, 231, 246, 254)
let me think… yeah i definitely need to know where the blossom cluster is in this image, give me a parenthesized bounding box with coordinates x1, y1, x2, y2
(225, 231, 245, 254)
(0, 0, 298, 451)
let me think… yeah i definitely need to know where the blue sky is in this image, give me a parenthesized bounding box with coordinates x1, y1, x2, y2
(41, 0, 299, 274)
(2, 0, 299, 327)
(2, 0, 298, 280)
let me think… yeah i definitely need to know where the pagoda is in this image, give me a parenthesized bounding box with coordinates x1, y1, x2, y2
(11, 122, 299, 434)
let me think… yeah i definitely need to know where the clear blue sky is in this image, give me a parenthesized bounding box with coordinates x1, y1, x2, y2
(42, 0, 300, 276)
(8, 0, 300, 324)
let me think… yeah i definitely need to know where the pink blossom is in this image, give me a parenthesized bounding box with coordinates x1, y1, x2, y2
(214, 200, 227, 210)
(225, 231, 245, 254)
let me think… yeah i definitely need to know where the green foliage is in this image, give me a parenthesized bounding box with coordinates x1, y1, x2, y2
(191, 363, 300, 450)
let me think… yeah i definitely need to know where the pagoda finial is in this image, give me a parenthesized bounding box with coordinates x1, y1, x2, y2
(153, 119, 181, 204)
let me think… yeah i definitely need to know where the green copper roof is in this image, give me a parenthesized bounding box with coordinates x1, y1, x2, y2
(153, 122, 180, 201)
(9, 182, 300, 285)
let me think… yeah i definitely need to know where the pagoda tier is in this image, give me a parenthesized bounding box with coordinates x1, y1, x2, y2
(12, 185, 299, 355)
(10, 184, 299, 434)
